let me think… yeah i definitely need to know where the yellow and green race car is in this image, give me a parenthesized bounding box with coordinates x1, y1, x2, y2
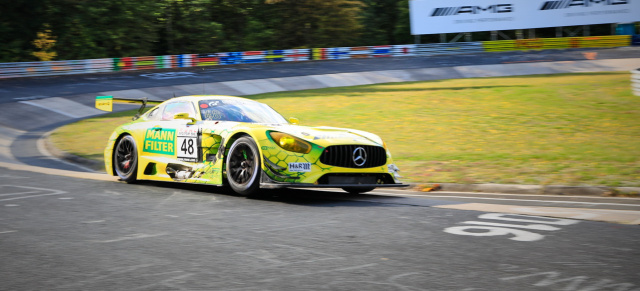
(96, 95, 407, 196)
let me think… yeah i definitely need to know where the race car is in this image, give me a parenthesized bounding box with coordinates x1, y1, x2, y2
(96, 95, 407, 196)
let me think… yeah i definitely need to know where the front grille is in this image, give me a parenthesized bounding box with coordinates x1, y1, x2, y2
(317, 173, 396, 185)
(319, 145, 387, 168)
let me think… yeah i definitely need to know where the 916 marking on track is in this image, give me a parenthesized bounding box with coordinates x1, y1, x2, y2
(444, 213, 580, 242)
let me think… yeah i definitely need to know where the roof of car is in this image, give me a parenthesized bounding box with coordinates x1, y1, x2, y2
(170, 95, 255, 102)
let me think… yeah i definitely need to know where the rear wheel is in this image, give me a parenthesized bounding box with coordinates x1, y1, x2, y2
(226, 137, 261, 196)
(114, 135, 138, 183)
(342, 187, 375, 194)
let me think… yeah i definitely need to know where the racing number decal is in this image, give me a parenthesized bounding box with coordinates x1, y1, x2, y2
(177, 126, 199, 162)
(181, 138, 195, 155)
(178, 137, 197, 161)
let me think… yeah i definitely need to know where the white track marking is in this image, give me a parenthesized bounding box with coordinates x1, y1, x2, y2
(377, 192, 640, 208)
(0, 185, 66, 202)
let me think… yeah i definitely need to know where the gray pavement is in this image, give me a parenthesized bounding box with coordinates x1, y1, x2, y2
(0, 166, 639, 290)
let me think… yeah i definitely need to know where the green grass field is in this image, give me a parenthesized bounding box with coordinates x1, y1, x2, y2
(51, 72, 640, 187)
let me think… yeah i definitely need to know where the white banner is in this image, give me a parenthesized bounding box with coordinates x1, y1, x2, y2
(410, 0, 640, 35)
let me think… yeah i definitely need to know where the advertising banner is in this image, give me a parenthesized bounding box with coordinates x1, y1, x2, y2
(482, 35, 631, 51)
(410, 0, 640, 35)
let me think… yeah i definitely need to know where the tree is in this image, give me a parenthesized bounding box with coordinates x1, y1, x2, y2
(206, 0, 266, 52)
(264, 0, 365, 48)
(361, 0, 401, 45)
(157, 0, 224, 54)
(393, 0, 412, 44)
(44, 0, 158, 59)
(0, 0, 48, 62)
(32, 25, 57, 61)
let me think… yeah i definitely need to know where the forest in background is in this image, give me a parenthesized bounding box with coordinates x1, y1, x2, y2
(0, 0, 618, 62)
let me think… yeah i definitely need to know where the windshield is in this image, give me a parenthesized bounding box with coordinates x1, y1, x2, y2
(198, 99, 288, 124)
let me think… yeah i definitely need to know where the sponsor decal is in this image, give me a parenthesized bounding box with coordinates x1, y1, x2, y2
(177, 127, 198, 137)
(288, 162, 311, 172)
(143, 129, 176, 155)
(431, 4, 513, 16)
(540, 0, 627, 10)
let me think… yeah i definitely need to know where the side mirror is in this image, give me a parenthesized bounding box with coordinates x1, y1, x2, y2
(174, 112, 197, 125)
(289, 117, 299, 125)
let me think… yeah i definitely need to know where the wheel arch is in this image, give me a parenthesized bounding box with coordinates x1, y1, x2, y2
(223, 132, 264, 196)
(222, 131, 264, 169)
(111, 131, 135, 176)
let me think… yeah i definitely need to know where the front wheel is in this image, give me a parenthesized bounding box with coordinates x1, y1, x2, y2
(226, 136, 261, 196)
(114, 135, 138, 183)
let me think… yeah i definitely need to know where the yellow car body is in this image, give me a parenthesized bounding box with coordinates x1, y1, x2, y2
(99, 95, 406, 195)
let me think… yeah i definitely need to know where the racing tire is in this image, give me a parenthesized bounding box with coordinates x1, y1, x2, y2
(226, 136, 261, 196)
(114, 135, 138, 183)
(342, 187, 375, 194)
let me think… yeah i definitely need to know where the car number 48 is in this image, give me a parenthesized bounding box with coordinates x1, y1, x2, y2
(178, 136, 198, 161)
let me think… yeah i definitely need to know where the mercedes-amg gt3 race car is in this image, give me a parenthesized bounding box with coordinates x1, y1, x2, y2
(96, 95, 407, 196)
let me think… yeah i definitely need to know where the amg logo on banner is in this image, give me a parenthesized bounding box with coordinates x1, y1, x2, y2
(431, 4, 513, 16)
(540, 0, 628, 10)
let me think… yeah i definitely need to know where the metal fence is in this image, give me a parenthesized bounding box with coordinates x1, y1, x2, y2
(0, 35, 635, 79)
(415, 42, 484, 55)
(0, 59, 112, 78)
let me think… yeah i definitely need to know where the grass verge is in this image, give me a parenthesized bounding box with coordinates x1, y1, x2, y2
(50, 72, 640, 186)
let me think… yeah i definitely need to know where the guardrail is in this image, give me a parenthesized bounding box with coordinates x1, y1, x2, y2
(483, 35, 631, 52)
(0, 35, 634, 79)
(0, 59, 113, 78)
(416, 42, 484, 55)
(632, 68, 640, 97)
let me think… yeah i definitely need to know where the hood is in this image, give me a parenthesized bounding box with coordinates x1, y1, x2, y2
(269, 125, 384, 147)
(199, 121, 384, 147)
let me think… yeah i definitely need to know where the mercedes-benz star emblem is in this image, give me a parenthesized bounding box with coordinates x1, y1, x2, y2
(352, 147, 367, 167)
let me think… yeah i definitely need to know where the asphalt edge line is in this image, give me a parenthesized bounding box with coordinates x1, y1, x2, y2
(377, 191, 640, 202)
(0, 161, 118, 182)
(393, 194, 640, 207)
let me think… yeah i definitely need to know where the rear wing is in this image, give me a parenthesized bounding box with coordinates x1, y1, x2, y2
(95, 95, 165, 120)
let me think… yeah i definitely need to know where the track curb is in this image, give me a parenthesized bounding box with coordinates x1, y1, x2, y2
(412, 183, 640, 197)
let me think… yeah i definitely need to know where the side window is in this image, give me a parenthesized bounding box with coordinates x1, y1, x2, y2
(146, 107, 161, 121)
(162, 102, 196, 121)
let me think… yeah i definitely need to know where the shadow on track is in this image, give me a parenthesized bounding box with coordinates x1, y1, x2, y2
(131, 180, 410, 208)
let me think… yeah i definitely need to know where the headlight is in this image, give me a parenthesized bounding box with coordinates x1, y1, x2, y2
(269, 132, 311, 154)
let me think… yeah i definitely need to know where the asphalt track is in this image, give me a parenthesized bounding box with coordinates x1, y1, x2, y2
(1, 48, 640, 290)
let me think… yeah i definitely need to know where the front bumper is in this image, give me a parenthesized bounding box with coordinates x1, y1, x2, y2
(260, 182, 410, 189)
(259, 171, 409, 189)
